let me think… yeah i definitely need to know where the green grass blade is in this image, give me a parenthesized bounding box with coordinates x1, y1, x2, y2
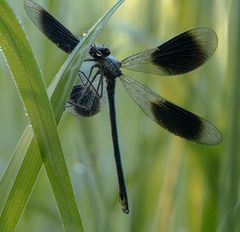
(0, 1, 84, 231)
(218, 0, 240, 231)
(0, 0, 124, 231)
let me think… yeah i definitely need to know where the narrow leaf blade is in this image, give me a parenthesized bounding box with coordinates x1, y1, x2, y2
(0, 0, 124, 231)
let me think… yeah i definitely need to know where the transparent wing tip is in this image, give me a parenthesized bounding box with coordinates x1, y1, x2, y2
(198, 121, 223, 145)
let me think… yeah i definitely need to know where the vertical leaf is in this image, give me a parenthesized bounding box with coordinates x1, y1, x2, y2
(219, 0, 240, 231)
(0, 0, 124, 231)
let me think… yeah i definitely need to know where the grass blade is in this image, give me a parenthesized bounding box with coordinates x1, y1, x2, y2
(0, 0, 124, 231)
(218, 0, 240, 231)
(0, 1, 84, 231)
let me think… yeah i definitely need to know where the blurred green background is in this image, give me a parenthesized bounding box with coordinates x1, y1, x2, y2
(0, 0, 239, 231)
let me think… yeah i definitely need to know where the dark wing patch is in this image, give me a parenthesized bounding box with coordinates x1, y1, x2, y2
(66, 70, 107, 117)
(120, 75, 222, 145)
(151, 100, 203, 141)
(67, 84, 101, 117)
(24, 0, 80, 53)
(151, 29, 210, 74)
(121, 28, 217, 76)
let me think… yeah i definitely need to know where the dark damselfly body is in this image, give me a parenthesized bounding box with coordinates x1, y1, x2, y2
(24, 0, 222, 213)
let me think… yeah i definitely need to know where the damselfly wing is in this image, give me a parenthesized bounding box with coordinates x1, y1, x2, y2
(24, 0, 105, 117)
(24, 0, 79, 53)
(121, 28, 217, 75)
(120, 75, 221, 145)
(66, 70, 106, 117)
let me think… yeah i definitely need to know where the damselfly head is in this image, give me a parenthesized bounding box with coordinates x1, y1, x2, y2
(89, 45, 111, 59)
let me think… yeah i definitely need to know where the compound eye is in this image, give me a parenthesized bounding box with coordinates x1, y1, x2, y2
(96, 51, 102, 57)
(104, 48, 110, 55)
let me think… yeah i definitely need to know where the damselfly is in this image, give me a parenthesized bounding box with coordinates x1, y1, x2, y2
(24, 0, 222, 214)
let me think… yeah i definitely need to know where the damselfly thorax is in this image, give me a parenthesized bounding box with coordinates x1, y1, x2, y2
(88, 45, 122, 79)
